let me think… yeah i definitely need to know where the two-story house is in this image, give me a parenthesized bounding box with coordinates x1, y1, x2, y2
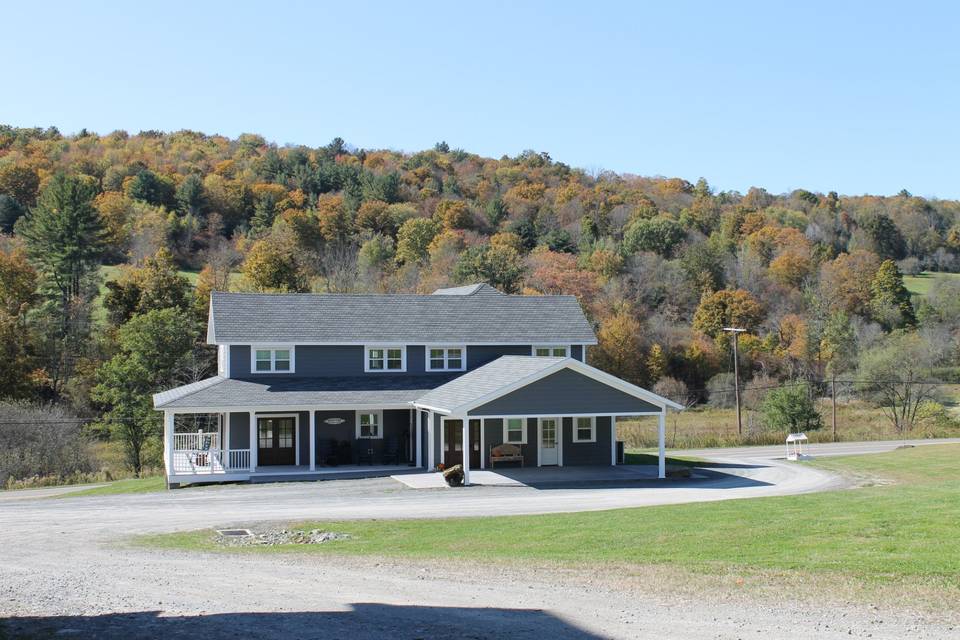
(153, 284, 681, 487)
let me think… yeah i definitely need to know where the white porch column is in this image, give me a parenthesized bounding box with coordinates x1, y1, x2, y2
(610, 415, 617, 466)
(427, 411, 435, 470)
(461, 417, 471, 486)
(222, 412, 230, 470)
(249, 410, 257, 472)
(658, 410, 666, 479)
(309, 410, 316, 471)
(415, 410, 423, 468)
(163, 410, 174, 479)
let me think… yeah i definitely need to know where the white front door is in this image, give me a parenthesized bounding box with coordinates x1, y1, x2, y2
(539, 417, 559, 466)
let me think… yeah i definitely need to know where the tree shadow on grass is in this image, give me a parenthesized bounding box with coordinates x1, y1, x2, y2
(1, 603, 605, 640)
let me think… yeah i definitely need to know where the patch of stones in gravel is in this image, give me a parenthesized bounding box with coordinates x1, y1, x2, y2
(218, 529, 351, 547)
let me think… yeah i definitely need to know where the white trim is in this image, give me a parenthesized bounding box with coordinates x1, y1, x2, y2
(462, 418, 471, 485)
(463, 412, 661, 419)
(427, 411, 435, 470)
(250, 346, 296, 374)
(415, 410, 423, 468)
(309, 410, 316, 471)
(163, 411, 174, 477)
(437, 358, 684, 415)
(164, 403, 412, 414)
(248, 410, 257, 472)
(502, 416, 528, 445)
(425, 345, 467, 372)
(364, 345, 407, 373)
(532, 344, 570, 357)
(537, 417, 561, 466)
(355, 409, 384, 439)
(572, 416, 596, 443)
(658, 410, 666, 479)
(215, 341, 599, 347)
(217, 345, 231, 377)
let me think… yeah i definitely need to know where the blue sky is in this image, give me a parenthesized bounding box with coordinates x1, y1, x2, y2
(4, 1, 959, 197)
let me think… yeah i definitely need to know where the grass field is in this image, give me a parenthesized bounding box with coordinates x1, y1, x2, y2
(617, 396, 960, 449)
(54, 475, 166, 498)
(140, 445, 960, 602)
(904, 270, 960, 296)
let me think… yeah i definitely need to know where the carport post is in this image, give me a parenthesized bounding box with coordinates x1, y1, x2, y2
(427, 411, 435, 470)
(461, 418, 471, 486)
(309, 410, 316, 471)
(658, 410, 666, 479)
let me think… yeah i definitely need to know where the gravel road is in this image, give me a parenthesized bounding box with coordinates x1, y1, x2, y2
(1, 440, 957, 639)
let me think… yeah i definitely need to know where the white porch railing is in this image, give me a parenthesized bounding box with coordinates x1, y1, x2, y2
(171, 431, 250, 475)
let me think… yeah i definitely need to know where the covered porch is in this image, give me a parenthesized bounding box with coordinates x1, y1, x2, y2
(161, 407, 420, 487)
(412, 356, 684, 486)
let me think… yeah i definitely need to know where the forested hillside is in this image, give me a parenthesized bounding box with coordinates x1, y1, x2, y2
(1, 125, 959, 482)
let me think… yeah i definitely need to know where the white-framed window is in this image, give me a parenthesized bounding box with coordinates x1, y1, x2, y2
(356, 410, 383, 439)
(532, 345, 569, 357)
(503, 417, 527, 445)
(573, 416, 596, 443)
(251, 346, 294, 373)
(426, 346, 466, 371)
(365, 346, 406, 372)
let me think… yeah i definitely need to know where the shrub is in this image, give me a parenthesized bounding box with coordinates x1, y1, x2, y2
(760, 383, 822, 433)
(706, 372, 736, 409)
(0, 402, 95, 486)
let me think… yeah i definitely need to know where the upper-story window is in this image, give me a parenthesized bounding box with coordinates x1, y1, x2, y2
(365, 346, 406, 372)
(532, 345, 569, 357)
(426, 346, 466, 371)
(253, 347, 294, 373)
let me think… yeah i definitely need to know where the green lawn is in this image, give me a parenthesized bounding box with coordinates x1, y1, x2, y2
(56, 475, 166, 498)
(139, 445, 960, 592)
(904, 270, 960, 296)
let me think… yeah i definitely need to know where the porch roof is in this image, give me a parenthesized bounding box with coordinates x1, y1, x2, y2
(153, 374, 458, 411)
(413, 356, 684, 415)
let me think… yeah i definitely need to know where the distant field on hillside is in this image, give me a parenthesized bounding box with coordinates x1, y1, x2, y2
(904, 271, 960, 296)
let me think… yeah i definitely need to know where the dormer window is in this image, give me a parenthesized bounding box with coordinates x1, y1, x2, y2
(365, 346, 406, 372)
(426, 346, 466, 371)
(252, 347, 294, 373)
(532, 345, 569, 357)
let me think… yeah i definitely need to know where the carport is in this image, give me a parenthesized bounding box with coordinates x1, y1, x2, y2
(411, 356, 683, 485)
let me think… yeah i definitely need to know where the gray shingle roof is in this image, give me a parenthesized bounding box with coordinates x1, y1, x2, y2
(208, 290, 596, 344)
(414, 356, 566, 412)
(431, 283, 504, 296)
(153, 374, 460, 410)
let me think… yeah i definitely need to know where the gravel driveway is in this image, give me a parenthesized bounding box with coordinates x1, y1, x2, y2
(1, 441, 956, 639)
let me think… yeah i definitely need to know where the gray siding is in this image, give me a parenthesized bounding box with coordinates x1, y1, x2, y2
(228, 344, 586, 380)
(228, 412, 249, 449)
(480, 417, 536, 467)
(468, 368, 660, 416)
(571, 344, 583, 361)
(467, 345, 533, 369)
(562, 416, 612, 465)
(433, 412, 442, 466)
(311, 408, 411, 464)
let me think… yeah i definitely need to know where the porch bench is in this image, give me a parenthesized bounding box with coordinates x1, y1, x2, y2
(489, 443, 523, 468)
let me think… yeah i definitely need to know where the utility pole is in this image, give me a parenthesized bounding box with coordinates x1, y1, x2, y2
(723, 327, 746, 437)
(831, 373, 837, 442)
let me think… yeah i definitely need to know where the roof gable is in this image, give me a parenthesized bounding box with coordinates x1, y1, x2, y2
(208, 291, 596, 345)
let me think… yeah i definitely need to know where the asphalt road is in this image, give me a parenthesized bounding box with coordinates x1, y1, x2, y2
(1, 439, 957, 639)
